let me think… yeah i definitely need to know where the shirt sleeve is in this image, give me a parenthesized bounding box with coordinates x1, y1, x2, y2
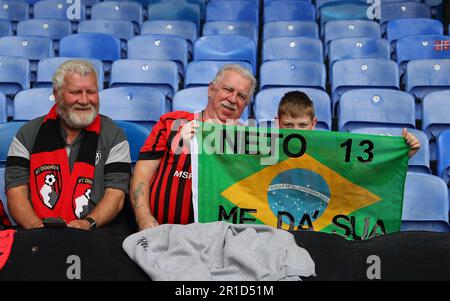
(138, 116, 169, 161)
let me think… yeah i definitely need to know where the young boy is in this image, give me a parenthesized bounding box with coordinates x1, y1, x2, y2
(276, 90, 420, 158)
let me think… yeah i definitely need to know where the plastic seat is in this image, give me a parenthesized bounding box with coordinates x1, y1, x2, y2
(78, 20, 135, 42)
(351, 127, 431, 174)
(0, 121, 27, 166)
(262, 36, 323, 63)
(193, 35, 257, 74)
(338, 88, 415, 132)
(0, 19, 12, 38)
(437, 129, 450, 185)
(0, 166, 14, 225)
(260, 60, 326, 91)
(147, 1, 200, 30)
(114, 120, 150, 164)
(401, 172, 450, 233)
(184, 60, 253, 89)
(128, 35, 188, 77)
(172, 87, 250, 120)
(253, 87, 332, 130)
(59, 33, 121, 72)
(141, 20, 197, 51)
(13, 88, 55, 121)
(35, 57, 104, 89)
(109, 59, 179, 99)
(206, 1, 258, 25)
(0, 0, 29, 22)
(0, 56, 30, 95)
(319, 1, 370, 29)
(316, 0, 367, 10)
(264, 1, 315, 23)
(203, 21, 258, 42)
(328, 37, 390, 66)
(263, 21, 319, 41)
(33, 0, 86, 24)
(386, 18, 443, 44)
(380, 2, 431, 30)
(0, 92, 6, 123)
(99, 87, 169, 130)
(331, 58, 399, 115)
(91, 1, 143, 31)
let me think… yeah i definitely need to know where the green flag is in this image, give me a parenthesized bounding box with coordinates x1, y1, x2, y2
(192, 123, 409, 240)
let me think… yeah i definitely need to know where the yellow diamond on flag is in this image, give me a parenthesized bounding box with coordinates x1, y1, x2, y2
(221, 154, 381, 230)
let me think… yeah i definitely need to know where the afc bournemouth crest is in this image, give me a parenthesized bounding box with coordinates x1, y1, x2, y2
(72, 177, 93, 219)
(35, 165, 62, 209)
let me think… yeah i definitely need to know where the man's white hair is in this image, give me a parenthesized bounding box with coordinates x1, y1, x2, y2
(52, 59, 98, 92)
(211, 64, 257, 99)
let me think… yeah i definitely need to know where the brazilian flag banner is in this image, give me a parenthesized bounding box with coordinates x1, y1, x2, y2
(192, 123, 409, 240)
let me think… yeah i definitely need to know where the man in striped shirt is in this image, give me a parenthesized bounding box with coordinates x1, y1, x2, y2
(131, 64, 257, 230)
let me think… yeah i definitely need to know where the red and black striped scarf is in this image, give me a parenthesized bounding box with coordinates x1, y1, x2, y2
(29, 105, 100, 223)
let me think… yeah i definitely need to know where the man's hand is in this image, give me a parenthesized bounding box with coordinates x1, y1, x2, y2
(179, 120, 199, 149)
(68, 219, 90, 231)
(402, 128, 420, 158)
(137, 215, 159, 231)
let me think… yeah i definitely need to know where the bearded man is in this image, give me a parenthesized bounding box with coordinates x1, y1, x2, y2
(5, 60, 131, 230)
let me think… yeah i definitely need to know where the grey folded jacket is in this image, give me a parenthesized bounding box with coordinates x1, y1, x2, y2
(122, 221, 316, 281)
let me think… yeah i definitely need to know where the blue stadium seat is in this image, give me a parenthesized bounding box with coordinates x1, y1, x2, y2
(338, 88, 415, 132)
(328, 37, 390, 66)
(0, 121, 27, 166)
(253, 87, 332, 130)
(184, 60, 253, 89)
(351, 127, 431, 174)
(35, 57, 104, 89)
(59, 33, 121, 72)
(262, 36, 323, 63)
(113, 120, 150, 164)
(33, 0, 86, 25)
(0, 0, 29, 22)
(193, 35, 257, 74)
(110, 59, 179, 100)
(172, 87, 250, 120)
(147, 1, 200, 30)
(206, 0, 258, 25)
(13, 88, 55, 121)
(0, 19, 12, 38)
(264, 1, 315, 23)
(401, 172, 450, 232)
(128, 35, 188, 77)
(316, 0, 367, 10)
(78, 20, 135, 42)
(263, 21, 319, 41)
(259, 60, 326, 91)
(0, 36, 54, 74)
(319, 1, 369, 29)
(437, 129, 450, 185)
(0, 56, 30, 99)
(0, 166, 14, 225)
(422, 90, 450, 160)
(99, 87, 169, 130)
(331, 58, 399, 115)
(0, 92, 6, 123)
(91, 1, 143, 31)
(323, 20, 380, 56)
(17, 19, 72, 53)
(203, 21, 258, 42)
(386, 18, 443, 45)
(380, 2, 431, 31)
(395, 35, 450, 75)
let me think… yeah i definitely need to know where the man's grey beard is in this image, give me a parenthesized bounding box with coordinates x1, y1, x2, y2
(56, 102, 98, 130)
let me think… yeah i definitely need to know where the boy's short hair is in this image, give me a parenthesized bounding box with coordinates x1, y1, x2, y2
(278, 91, 315, 120)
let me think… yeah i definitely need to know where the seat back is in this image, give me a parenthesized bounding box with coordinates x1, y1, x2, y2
(328, 37, 390, 66)
(437, 129, 450, 184)
(13, 88, 55, 121)
(114, 120, 150, 163)
(264, 1, 315, 23)
(262, 36, 323, 63)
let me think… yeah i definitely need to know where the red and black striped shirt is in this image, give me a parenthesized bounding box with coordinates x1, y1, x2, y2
(139, 111, 196, 225)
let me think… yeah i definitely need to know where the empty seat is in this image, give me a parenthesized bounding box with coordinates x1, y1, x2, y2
(141, 20, 197, 50)
(380, 2, 431, 30)
(78, 20, 135, 42)
(114, 120, 150, 164)
(184, 60, 253, 88)
(328, 37, 390, 66)
(172, 86, 250, 120)
(0, 56, 30, 95)
(35, 57, 104, 89)
(59, 33, 121, 72)
(147, 1, 200, 30)
(338, 88, 415, 132)
(33, 0, 86, 23)
(263, 21, 319, 40)
(331, 58, 399, 115)
(437, 129, 450, 185)
(206, 0, 258, 24)
(264, 1, 315, 23)
(110, 59, 179, 99)
(0, 92, 6, 123)
(351, 127, 431, 174)
(260, 60, 326, 91)
(0, 19, 12, 38)
(0, 0, 29, 22)
(0, 121, 27, 166)
(203, 21, 258, 42)
(386, 18, 443, 45)
(13, 88, 55, 121)
(91, 1, 143, 30)
(401, 172, 449, 232)
(262, 36, 323, 63)
(194, 35, 257, 74)
(99, 87, 169, 129)
(319, 1, 369, 29)
(253, 87, 332, 130)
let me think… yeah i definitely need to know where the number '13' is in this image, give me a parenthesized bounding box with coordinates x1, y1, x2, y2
(340, 139, 374, 163)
